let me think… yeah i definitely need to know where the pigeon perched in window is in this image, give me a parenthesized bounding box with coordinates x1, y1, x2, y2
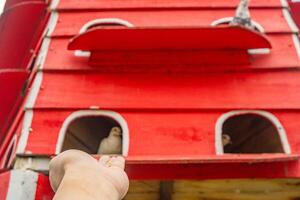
(230, 0, 254, 29)
(97, 127, 122, 155)
(222, 134, 232, 147)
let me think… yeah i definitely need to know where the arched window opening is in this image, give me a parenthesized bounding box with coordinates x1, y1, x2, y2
(57, 111, 129, 155)
(222, 114, 283, 154)
(61, 116, 122, 154)
(215, 111, 290, 155)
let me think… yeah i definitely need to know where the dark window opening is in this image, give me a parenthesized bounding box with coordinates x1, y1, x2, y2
(222, 114, 284, 154)
(87, 22, 128, 31)
(61, 116, 122, 154)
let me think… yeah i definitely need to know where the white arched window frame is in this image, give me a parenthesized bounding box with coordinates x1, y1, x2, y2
(75, 18, 134, 57)
(215, 110, 291, 155)
(56, 110, 130, 156)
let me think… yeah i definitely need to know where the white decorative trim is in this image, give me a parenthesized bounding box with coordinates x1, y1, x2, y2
(211, 17, 265, 33)
(46, 12, 59, 37)
(56, 110, 130, 156)
(292, 34, 300, 59)
(282, 9, 299, 33)
(6, 170, 38, 200)
(50, 0, 60, 10)
(248, 48, 270, 54)
(75, 18, 134, 57)
(25, 72, 43, 109)
(34, 38, 50, 70)
(280, 0, 289, 7)
(215, 110, 291, 155)
(292, 0, 300, 2)
(16, 111, 33, 154)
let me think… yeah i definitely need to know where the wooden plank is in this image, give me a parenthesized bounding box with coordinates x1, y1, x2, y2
(30, 177, 300, 200)
(0, 171, 10, 200)
(68, 26, 271, 51)
(34, 71, 300, 109)
(11, 156, 300, 179)
(57, 0, 284, 10)
(0, 2, 49, 69)
(89, 50, 250, 66)
(43, 34, 300, 71)
(52, 9, 292, 37)
(125, 155, 300, 164)
(160, 181, 173, 200)
(172, 179, 300, 200)
(0, 70, 28, 145)
(23, 111, 300, 156)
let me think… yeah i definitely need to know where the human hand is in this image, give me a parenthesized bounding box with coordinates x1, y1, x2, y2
(49, 150, 129, 200)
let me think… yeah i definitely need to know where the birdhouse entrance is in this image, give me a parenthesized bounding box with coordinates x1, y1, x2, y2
(56, 110, 129, 155)
(216, 111, 291, 155)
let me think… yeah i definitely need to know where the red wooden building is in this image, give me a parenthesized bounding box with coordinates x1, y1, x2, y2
(1, 0, 300, 199)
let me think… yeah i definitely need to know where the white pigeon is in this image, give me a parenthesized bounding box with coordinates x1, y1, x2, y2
(222, 134, 232, 147)
(230, 0, 254, 29)
(97, 127, 122, 155)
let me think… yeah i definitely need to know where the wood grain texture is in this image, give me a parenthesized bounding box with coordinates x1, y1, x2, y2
(52, 9, 292, 37)
(31, 177, 300, 200)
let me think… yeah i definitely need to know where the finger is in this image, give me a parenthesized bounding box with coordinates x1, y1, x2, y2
(110, 156, 125, 169)
(99, 155, 110, 166)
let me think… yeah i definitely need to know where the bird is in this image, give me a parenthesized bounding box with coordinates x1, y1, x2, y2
(230, 0, 254, 29)
(222, 134, 232, 147)
(97, 127, 122, 155)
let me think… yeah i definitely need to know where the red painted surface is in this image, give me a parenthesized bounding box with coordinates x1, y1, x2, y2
(0, 1, 49, 151)
(44, 34, 300, 71)
(4, 0, 300, 195)
(57, 0, 284, 10)
(34, 72, 300, 110)
(0, 71, 28, 145)
(52, 9, 291, 37)
(68, 26, 271, 51)
(89, 50, 251, 66)
(23, 110, 300, 156)
(289, 1, 300, 29)
(35, 174, 54, 200)
(0, 2, 48, 69)
(0, 172, 10, 199)
(68, 26, 271, 66)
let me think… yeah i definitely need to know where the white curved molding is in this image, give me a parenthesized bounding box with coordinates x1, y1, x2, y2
(56, 110, 130, 156)
(211, 17, 265, 33)
(75, 18, 134, 57)
(215, 110, 291, 155)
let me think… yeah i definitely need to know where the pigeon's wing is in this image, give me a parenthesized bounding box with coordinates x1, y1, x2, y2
(97, 138, 108, 154)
